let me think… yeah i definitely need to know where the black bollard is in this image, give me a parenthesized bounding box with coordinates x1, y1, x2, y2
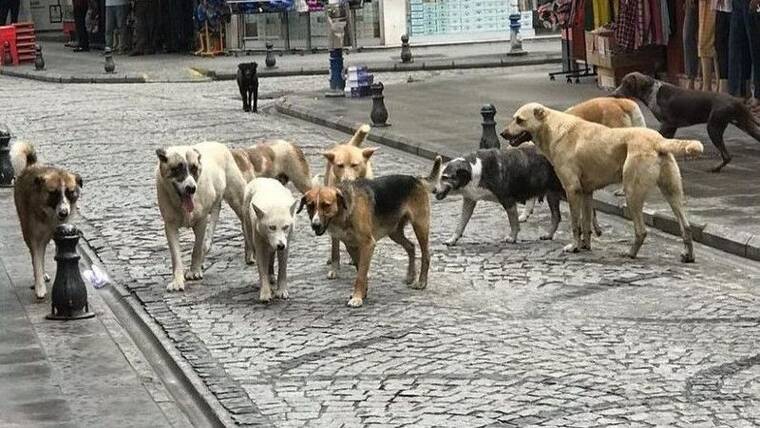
(265, 42, 277, 68)
(2, 41, 11, 66)
(34, 45, 45, 71)
(370, 82, 389, 127)
(46, 224, 95, 321)
(104, 47, 115, 73)
(479, 104, 500, 149)
(400, 34, 412, 63)
(0, 124, 13, 187)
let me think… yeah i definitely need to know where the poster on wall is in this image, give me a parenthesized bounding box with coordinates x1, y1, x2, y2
(408, 0, 535, 41)
(28, 0, 65, 31)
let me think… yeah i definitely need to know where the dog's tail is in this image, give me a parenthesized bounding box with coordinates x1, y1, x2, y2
(734, 104, 760, 143)
(10, 141, 38, 177)
(348, 124, 371, 147)
(625, 101, 647, 128)
(657, 139, 704, 157)
(419, 155, 443, 192)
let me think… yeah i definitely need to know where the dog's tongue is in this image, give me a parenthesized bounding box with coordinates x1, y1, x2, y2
(181, 195, 195, 212)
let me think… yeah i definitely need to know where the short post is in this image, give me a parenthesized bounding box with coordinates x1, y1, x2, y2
(104, 47, 115, 73)
(34, 45, 45, 71)
(507, 14, 527, 56)
(265, 42, 277, 68)
(0, 124, 14, 187)
(370, 82, 389, 127)
(2, 41, 11, 66)
(400, 34, 412, 63)
(46, 224, 95, 321)
(479, 104, 500, 149)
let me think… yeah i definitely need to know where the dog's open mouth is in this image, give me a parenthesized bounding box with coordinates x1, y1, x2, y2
(180, 194, 195, 212)
(434, 186, 451, 200)
(501, 130, 532, 147)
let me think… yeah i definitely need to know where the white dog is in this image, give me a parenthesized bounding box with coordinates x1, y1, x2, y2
(244, 177, 298, 303)
(156, 142, 249, 291)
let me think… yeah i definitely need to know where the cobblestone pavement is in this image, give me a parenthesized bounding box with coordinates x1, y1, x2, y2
(3, 72, 760, 427)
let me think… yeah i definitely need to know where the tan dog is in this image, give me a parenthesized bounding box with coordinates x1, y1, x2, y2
(502, 102, 702, 262)
(231, 139, 311, 193)
(519, 96, 648, 222)
(320, 124, 378, 278)
(156, 142, 248, 291)
(12, 142, 82, 299)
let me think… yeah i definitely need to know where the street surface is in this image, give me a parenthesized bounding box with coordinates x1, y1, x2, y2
(2, 69, 760, 427)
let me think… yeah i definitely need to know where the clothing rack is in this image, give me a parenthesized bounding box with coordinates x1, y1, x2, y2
(548, 27, 596, 83)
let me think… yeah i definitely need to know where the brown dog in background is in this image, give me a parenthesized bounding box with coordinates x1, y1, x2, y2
(231, 139, 311, 193)
(12, 142, 83, 300)
(298, 170, 436, 307)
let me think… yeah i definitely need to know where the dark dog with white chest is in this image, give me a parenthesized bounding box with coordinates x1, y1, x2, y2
(236, 62, 259, 113)
(430, 145, 598, 245)
(613, 72, 760, 172)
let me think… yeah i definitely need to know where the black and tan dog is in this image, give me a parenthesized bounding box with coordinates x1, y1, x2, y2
(12, 142, 83, 300)
(298, 171, 435, 308)
(613, 72, 760, 172)
(236, 62, 259, 113)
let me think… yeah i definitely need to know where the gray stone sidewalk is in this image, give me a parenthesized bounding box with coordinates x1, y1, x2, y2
(275, 64, 760, 261)
(0, 38, 561, 83)
(0, 190, 192, 428)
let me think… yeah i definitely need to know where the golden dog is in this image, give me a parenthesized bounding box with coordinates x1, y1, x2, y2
(502, 102, 702, 262)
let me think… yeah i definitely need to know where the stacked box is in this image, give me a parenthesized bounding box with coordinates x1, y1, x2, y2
(344, 66, 374, 98)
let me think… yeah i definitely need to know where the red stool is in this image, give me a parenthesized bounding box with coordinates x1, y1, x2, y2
(0, 25, 19, 66)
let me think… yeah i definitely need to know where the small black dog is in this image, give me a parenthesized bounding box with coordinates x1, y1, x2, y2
(236, 62, 259, 113)
(613, 72, 760, 172)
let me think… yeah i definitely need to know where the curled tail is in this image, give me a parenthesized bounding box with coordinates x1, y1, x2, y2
(10, 141, 37, 177)
(348, 124, 371, 147)
(419, 155, 443, 192)
(657, 139, 704, 156)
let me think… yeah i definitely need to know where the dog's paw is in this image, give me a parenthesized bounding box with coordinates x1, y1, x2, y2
(594, 226, 603, 237)
(327, 270, 338, 280)
(44, 273, 51, 283)
(184, 270, 203, 281)
(504, 236, 518, 244)
(405, 272, 416, 285)
(443, 237, 459, 246)
(409, 280, 427, 290)
(166, 279, 185, 292)
(621, 251, 637, 259)
(275, 288, 290, 300)
(680, 252, 695, 263)
(346, 296, 364, 307)
(259, 288, 273, 303)
(518, 214, 529, 223)
(35, 286, 47, 300)
(563, 243, 580, 253)
(539, 234, 554, 240)
(243, 106, 250, 112)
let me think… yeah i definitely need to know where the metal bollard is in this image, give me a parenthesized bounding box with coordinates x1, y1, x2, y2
(265, 42, 277, 68)
(34, 45, 45, 71)
(46, 224, 95, 321)
(400, 34, 413, 63)
(370, 82, 389, 127)
(2, 41, 11, 66)
(479, 104, 500, 149)
(104, 47, 115, 73)
(0, 124, 13, 187)
(507, 14, 527, 56)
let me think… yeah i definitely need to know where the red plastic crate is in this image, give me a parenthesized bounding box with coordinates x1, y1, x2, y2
(0, 25, 19, 66)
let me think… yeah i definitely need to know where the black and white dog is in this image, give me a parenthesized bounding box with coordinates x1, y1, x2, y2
(431, 146, 565, 246)
(236, 62, 259, 113)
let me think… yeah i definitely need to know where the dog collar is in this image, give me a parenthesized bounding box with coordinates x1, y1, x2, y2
(647, 81, 662, 113)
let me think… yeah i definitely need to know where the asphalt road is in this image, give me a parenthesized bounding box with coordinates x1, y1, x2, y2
(2, 70, 760, 427)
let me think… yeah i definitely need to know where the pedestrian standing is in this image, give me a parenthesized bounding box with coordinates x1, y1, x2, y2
(129, 0, 158, 55)
(728, 0, 760, 104)
(0, 0, 20, 25)
(73, 0, 90, 52)
(105, 0, 128, 52)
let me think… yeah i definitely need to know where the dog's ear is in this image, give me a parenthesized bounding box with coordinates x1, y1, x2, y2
(75, 173, 83, 188)
(533, 106, 547, 121)
(191, 148, 202, 164)
(297, 194, 308, 214)
(336, 189, 348, 212)
(323, 151, 336, 163)
(250, 201, 266, 219)
(362, 147, 378, 160)
(156, 148, 168, 163)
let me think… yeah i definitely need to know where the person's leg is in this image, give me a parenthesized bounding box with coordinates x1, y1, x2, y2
(698, 0, 716, 91)
(74, 3, 90, 50)
(729, 0, 750, 96)
(683, 3, 699, 89)
(9, 0, 19, 23)
(747, 10, 760, 100)
(114, 4, 128, 52)
(715, 11, 731, 93)
(105, 6, 116, 49)
(130, 1, 147, 54)
(0, 0, 12, 26)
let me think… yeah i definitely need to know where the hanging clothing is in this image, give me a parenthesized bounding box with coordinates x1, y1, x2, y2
(660, 0, 670, 45)
(728, 0, 760, 98)
(698, 0, 716, 58)
(593, 0, 612, 28)
(683, 1, 699, 78)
